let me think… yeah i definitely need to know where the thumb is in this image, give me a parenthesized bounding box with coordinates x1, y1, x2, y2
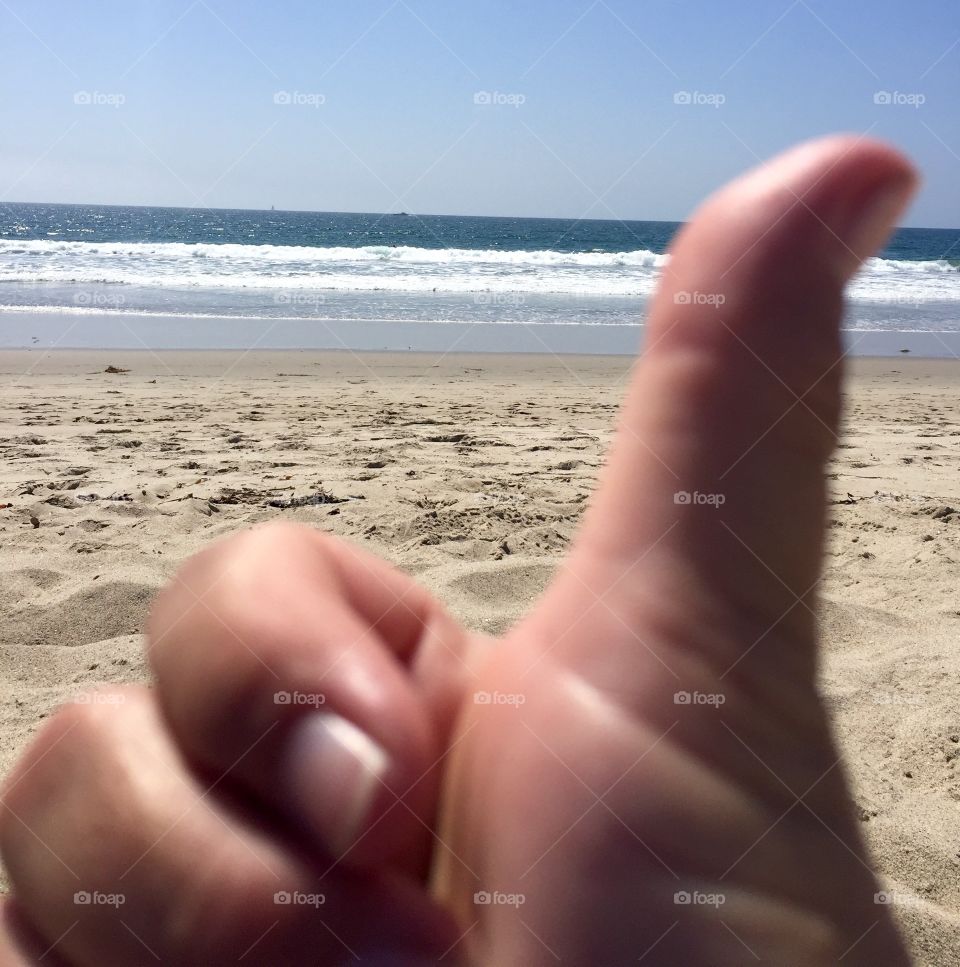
(535, 136, 916, 671)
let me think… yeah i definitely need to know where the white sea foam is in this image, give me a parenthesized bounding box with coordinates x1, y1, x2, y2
(0, 239, 957, 301)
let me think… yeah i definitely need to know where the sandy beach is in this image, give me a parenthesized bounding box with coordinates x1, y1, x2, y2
(0, 348, 958, 964)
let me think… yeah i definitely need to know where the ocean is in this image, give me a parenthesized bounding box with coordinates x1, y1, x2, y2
(1, 202, 958, 354)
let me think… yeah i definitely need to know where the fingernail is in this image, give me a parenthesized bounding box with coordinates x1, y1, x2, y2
(285, 712, 389, 858)
(836, 175, 916, 273)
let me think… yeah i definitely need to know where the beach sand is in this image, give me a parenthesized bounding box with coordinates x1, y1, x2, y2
(0, 348, 958, 964)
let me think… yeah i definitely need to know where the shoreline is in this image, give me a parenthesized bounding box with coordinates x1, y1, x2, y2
(1, 310, 960, 357)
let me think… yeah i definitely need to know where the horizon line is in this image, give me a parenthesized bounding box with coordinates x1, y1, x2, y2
(0, 199, 949, 233)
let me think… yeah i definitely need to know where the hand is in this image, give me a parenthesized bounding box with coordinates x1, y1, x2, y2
(0, 135, 917, 966)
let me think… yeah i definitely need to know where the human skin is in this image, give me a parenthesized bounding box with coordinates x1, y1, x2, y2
(0, 135, 917, 965)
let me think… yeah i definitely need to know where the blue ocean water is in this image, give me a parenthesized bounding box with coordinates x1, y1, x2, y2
(0, 202, 957, 349)
(0, 203, 684, 253)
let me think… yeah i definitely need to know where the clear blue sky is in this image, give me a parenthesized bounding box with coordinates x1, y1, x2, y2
(1, 0, 958, 226)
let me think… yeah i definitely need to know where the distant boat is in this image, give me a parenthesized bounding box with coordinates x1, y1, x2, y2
(270, 205, 275, 211)
(396, 211, 410, 216)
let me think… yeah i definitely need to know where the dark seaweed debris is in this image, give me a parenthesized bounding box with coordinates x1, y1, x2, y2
(267, 489, 345, 509)
(210, 486, 269, 506)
